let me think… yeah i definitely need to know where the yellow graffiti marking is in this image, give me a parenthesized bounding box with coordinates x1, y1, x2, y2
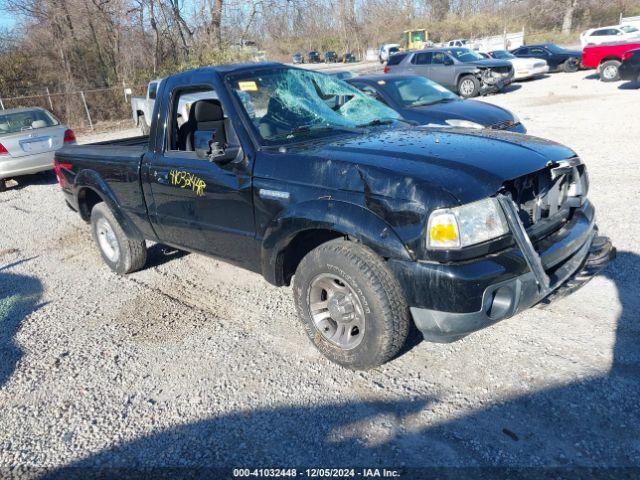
(168, 170, 207, 196)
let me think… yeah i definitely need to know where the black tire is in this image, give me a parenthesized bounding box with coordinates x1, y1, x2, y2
(293, 239, 410, 370)
(90, 203, 147, 274)
(598, 60, 621, 82)
(563, 57, 580, 73)
(139, 116, 150, 136)
(0, 179, 6, 192)
(457, 75, 480, 98)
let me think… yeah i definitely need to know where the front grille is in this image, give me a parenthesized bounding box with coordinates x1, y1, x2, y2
(503, 158, 588, 231)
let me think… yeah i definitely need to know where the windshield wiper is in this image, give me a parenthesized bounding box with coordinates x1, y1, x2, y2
(271, 124, 359, 141)
(356, 119, 395, 128)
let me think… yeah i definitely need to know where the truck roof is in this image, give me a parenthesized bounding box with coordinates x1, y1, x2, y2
(196, 62, 285, 75)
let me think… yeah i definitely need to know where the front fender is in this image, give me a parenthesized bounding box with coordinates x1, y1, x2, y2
(74, 169, 145, 242)
(261, 199, 413, 285)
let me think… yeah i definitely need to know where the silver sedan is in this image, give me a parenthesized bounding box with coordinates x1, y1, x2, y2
(0, 107, 76, 191)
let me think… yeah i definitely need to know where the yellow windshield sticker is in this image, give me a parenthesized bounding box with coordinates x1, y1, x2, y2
(238, 81, 258, 92)
(377, 80, 386, 85)
(169, 170, 207, 196)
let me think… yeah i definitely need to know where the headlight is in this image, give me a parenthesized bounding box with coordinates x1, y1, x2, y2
(427, 198, 509, 249)
(445, 119, 484, 129)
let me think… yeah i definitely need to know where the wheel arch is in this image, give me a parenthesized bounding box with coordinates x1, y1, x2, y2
(261, 200, 413, 286)
(74, 170, 145, 242)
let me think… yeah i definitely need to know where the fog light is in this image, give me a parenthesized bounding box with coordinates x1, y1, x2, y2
(486, 286, 514, 320)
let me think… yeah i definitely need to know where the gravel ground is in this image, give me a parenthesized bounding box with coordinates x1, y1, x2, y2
(0, 71, 639, 476)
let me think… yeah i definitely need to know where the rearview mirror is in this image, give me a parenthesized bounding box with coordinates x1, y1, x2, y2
(194, 130, 240, 164)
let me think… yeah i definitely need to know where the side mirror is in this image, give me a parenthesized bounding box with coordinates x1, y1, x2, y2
(194, 130, 241, 164)
(443, 57, 454, 66)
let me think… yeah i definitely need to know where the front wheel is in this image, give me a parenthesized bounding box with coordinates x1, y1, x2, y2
(599, 60, 621, 82)
(458, 75, 480, 98)
(293, 240, 410, 370)
(90, 203, 147, 274)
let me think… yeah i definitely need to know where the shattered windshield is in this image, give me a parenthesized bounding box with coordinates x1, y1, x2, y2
(227, 67, 401, 144)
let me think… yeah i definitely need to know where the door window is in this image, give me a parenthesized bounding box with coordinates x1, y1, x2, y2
(411, 52, 432, 65)
(529, 48, 548, 56)
(431, 52, 448, 64)
(166, 88, 225, 153)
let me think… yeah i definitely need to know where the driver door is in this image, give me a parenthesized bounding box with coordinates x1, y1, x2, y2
(430, 52, 454, 89)
(146, 83, 257, 267)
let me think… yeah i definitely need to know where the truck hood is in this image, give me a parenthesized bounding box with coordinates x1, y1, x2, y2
(313, 127, 576, 204)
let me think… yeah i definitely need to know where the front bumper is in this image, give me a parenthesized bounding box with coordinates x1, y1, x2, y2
(0, 150, 55, 179)
(514, 65, 550, 80)
(389, 199, 615, 342)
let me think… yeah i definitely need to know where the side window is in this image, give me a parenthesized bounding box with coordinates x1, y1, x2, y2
(530, 48, 546, 55)
(148, 82, 158, 100)
(432, 52, 448, 65)
(167, 87, 225, 153)
(412, 52, 432, 65)
(515, 47, 528, 55)
(359, 84, 384, 101)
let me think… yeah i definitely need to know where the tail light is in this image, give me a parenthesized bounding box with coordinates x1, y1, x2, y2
(63, 129, 76, 143)
(623, 51, 634, 62)
(383, 66, 390, 74)
(0, 143, 8, 155)
(53, 157, 73, 188)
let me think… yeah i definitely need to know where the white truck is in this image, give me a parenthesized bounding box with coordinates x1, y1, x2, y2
(131, 79, 162, 135)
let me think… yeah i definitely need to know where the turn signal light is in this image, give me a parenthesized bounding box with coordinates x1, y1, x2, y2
(0, 143, 8, 155)
(383, 66, 390, 74)
(53, 157, 73, 187)
(622, 51, 634, 62)
(63, 129, 76, 143)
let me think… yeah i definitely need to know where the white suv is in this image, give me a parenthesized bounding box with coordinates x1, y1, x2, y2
(580, 25, 640, 47)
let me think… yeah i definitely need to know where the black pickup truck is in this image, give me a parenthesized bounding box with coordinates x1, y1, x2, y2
(55, 63, 614, 369)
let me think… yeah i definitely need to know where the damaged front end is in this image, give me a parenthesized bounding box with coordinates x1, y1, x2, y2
(478, 66, 514, 95)
(389, 157, 615, 342)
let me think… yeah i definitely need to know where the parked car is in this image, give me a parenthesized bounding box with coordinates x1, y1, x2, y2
(54, 62, 614, 369)
(342, 52, 356, 63)
(347, 74, 526, 133)
(329, 70, 356, 80)
(308, 51, 321, 63)
(379, 43, 400, 63)
(131, 79, 162, 135)
(292, 52, 304, 64)
(0, 107, 76, 192)
(619, 48, 640, 83)
(580, 24, 640, 47)
(510, 43, 582, 72)
(384, 48, 514, 98)
(582, 41, 640, 81)
(324, 51, 338, 63)
(486, 50, 549, 80)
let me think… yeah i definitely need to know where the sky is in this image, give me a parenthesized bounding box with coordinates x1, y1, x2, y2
(0, 1, 16, 30)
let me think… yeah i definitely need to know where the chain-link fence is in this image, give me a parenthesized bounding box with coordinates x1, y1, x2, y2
(0, 84, 147, 133)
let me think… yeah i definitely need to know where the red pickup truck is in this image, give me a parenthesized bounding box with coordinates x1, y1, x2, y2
(583, 41, 640, 81)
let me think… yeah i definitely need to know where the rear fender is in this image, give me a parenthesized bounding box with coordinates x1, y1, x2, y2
(260, 199, 413, 285)
(74, 169, 144, 242)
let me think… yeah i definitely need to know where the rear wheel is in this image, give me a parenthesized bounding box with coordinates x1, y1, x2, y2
(90, 203, 147, 274)
(293, 239, 410, 370)
(563, 57, 580, 73)
(599, 60, 621, 82)
(458, 75, 480, 98)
